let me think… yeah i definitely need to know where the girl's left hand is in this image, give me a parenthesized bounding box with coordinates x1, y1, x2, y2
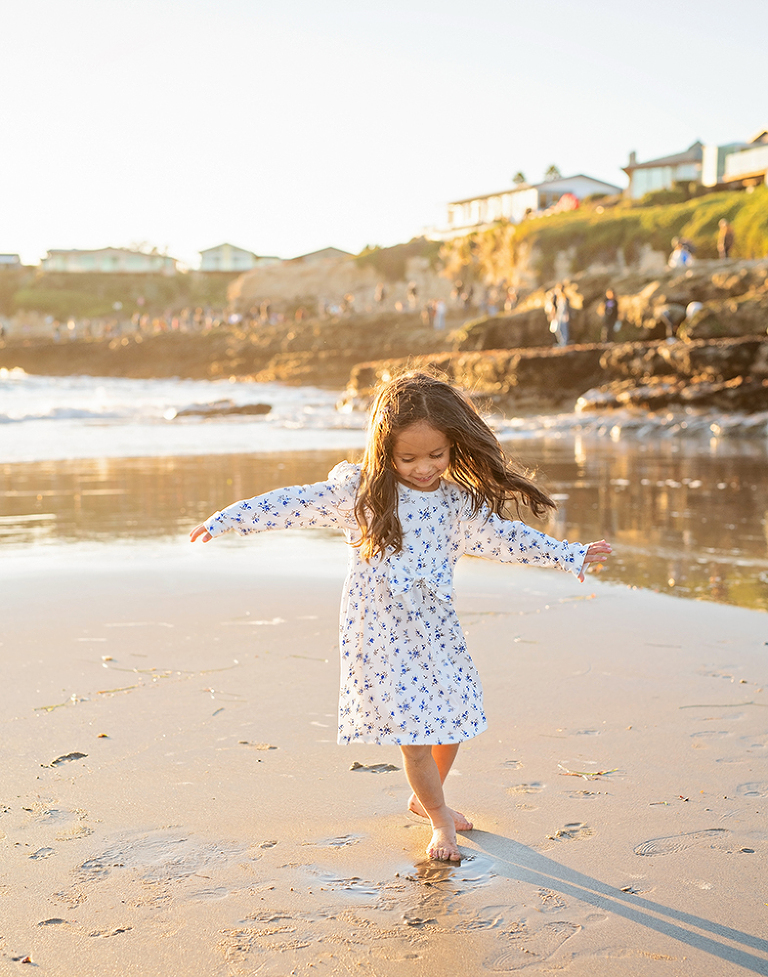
(578, 539, 612, 582)
(190, 524, 212, 543)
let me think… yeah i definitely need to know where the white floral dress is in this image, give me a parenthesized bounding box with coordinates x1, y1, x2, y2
(205, 462, 586, 746)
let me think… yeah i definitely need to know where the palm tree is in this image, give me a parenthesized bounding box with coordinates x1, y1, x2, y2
(512, 171, 527, 186)
(544, 164, 562, 182)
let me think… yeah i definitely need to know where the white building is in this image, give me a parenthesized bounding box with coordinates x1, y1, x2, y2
(42, 247, 177, 274)
(623, 142, 703, 199)
(433, 174, 623, 239)
(721, 130, 768, 187)
(701, 142, 749, 187)
(199, 243, 280, 272)
(0, 254, 21, 269)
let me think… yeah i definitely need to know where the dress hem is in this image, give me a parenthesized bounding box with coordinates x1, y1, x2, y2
(338, 725, 487, 747)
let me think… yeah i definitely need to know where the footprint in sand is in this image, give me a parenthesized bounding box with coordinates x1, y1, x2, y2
(309, 834, 362, 849)
(547, 822, 594, 842)
(43, 752, 88, 768)
(737, 781, 768, 798)
(633, 828, 732, 856)
(484, 921, 581, 971)
(537, 888, 567, 913)
(55, 824, 93, 841)
(349, 761, 399, 773)
(507, 783, 545, 795)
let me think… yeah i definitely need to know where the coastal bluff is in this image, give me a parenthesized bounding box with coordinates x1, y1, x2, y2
(2, 262, 767, 416)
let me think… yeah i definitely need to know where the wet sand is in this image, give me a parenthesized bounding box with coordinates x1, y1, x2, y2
(1, 536, 767, 976)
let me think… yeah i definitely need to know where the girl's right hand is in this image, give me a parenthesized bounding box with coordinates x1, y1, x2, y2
(190, 524, 212, 543)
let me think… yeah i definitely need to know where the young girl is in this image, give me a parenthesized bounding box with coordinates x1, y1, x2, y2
(190, 371, 611, 862)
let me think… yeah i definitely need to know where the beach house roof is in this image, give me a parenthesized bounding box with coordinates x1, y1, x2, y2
(623, 142, 703, 174)
(623, 142, 704, 199)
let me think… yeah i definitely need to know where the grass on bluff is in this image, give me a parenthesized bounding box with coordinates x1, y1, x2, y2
(440, 186, 768, 285)
(9, 271, 238, 319)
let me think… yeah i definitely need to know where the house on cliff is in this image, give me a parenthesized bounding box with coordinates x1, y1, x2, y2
(625, 131, 768, 197)
(41, 247, 178, 275)
(623, 142, 703, 199)
(719, 130, 768, 188)
(199, 243, 280, 272)
(430, 174, 622, 240)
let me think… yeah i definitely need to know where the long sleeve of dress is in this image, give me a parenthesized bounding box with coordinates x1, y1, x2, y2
(460, 504, 587, 577)
(204, 462, 359, 538)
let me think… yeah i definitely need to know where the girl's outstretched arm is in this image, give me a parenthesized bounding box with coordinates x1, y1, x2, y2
(190, 523, 212, 543)
(577, 539, 612, 583)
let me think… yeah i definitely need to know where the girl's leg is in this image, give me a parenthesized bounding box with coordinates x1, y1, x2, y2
(400, 744, 461, 861)
(407, 744, 473, 830)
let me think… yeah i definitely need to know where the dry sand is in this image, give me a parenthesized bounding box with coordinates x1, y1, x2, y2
(1, 535, 767, 976)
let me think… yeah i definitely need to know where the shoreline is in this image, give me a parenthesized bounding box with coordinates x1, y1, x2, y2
(1, 548, 767, 974)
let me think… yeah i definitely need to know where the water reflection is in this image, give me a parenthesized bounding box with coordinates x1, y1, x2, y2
(520, 437, 768, 612)
(1, 439, 766, 611)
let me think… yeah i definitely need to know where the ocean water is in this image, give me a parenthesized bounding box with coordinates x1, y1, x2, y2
(2, 370, 767, 610)
(0, 370, 366, 462)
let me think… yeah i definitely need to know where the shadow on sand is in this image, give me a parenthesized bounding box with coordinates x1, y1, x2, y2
(466, 831, 768, 973)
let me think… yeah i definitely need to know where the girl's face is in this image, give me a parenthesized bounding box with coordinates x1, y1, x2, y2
(391, 420, 451, 492)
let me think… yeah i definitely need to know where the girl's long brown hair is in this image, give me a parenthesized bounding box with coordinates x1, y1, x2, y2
(354, 370, 555, 560)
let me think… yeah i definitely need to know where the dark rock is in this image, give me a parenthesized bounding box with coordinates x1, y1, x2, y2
(577, 375, 768, 413)
(175, 401, 271, 417)
(348, 345, 606, 410)
(678, 309, 730, 340)
(599, 342, 672, 378)
(454, 310, 550, 351)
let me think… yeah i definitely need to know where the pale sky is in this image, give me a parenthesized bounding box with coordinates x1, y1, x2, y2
(2, 0, 765, 268)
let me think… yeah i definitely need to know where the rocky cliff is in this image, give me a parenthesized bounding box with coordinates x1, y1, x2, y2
(2, 260, 767, 418)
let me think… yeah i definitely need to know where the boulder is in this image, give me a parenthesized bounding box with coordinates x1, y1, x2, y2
(346, 345, 605, 409)
(677, 309, 729, 340)
(454, 310, 550, 351)
(577, 375, 768, 413)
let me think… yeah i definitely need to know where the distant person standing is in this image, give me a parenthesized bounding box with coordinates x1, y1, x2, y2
(717, 219, 734, 260)
(434, 299, 446, 331)
(374, 282, 386, 306)
(551, 285, 570, 347)
(407, 281, 418, 310)
(600, 288, 619, 343)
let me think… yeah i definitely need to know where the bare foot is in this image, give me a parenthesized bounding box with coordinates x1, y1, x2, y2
(427, 825, 462, 862)
(409, 793, 473, 831)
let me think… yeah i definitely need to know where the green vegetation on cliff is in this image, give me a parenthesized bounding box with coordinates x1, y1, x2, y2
(5, 271, 238, 319)
(440, 187, 768, 285)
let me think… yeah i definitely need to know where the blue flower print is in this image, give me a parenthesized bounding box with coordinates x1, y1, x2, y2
(204, 461, 586, 747)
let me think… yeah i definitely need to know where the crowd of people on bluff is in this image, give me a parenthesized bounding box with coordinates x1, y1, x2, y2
(1, 218, 742, 348)
(544, 218, 739, 346)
